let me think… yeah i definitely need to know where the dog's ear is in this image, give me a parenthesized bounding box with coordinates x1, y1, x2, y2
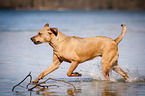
(44, 23, 49, 28)
(50, 28, 58, 36)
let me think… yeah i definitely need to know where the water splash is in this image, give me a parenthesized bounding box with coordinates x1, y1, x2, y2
(81, 61, 144, 82)
(125, 68, 144, 82)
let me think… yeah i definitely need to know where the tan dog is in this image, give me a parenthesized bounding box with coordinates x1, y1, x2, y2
(31, 24, 129, 83)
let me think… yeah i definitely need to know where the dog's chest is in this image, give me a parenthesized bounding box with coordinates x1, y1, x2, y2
(53, 51, 72, 63)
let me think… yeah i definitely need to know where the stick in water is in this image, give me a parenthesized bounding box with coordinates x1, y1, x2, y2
(12, 72, 32, 91)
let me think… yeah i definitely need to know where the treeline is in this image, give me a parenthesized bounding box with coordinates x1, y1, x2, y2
(0, 0, 145, 10)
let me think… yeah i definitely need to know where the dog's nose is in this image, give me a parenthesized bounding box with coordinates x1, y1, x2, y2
(30, 37, 34, 41)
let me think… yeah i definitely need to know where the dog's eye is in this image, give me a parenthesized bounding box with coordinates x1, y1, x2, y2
(38, 33, 42, 35)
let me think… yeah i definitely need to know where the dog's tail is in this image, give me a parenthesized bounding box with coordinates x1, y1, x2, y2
(114, 24, 127, 44)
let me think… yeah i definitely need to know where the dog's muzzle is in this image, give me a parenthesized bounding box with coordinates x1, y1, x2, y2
(31, 37, 41, 45)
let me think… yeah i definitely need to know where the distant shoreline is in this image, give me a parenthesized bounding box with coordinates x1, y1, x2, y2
(0, 0, 145, 11)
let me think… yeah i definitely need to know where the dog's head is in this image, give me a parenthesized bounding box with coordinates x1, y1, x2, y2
(31, 24, 58, 45)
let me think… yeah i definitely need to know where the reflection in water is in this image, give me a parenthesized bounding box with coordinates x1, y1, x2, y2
(67, 89, 74, 96)
(102, 82, 117, 96)
(35, 88, 81, 96)
(14, 81, 130, 96)
(12, 79, 145, 96)
(67, 88, 82, 96)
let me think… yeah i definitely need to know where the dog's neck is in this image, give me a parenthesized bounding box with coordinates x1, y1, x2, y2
(48, 31, 69, 52)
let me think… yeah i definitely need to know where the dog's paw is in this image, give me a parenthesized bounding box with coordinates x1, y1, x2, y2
(71, 72, 82, 77)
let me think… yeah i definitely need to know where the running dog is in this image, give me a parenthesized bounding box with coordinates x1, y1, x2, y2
(31, 24, 129, 83)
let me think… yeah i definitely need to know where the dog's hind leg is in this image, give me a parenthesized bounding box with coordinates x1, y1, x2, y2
(101, 61, 111, 80)
(101, 50, 119, 80)
(112, 61, 129, 81)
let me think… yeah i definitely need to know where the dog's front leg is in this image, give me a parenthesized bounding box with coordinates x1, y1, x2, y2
(67, 61, 82, 77)
(32, 54, 62, 83)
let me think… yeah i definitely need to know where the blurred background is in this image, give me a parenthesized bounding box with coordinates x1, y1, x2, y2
(0, 0, 145, 10)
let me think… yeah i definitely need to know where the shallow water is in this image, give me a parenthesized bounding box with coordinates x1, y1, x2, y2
(0, 10, 145, 96)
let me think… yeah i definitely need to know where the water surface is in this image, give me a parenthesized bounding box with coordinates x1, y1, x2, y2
(0, 10, 145, 96)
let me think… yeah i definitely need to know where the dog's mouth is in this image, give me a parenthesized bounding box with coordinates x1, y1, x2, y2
(33, 41, 42, 45)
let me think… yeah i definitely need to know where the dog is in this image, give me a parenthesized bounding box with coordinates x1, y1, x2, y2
(31, 24, 129, 83)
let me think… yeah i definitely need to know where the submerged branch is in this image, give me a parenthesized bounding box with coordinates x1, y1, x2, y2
(12, 72, 76, 92)
(43, 78, 76, 90)
(12, 72, 32, 91)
